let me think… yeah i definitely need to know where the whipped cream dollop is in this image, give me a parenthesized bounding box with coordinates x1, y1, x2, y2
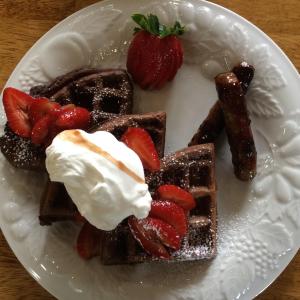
(45, 129, 152, 230)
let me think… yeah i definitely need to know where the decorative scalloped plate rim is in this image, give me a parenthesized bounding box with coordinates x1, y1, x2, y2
(0, 1, 299, 300)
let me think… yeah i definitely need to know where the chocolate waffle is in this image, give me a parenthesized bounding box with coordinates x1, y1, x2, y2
(90, 111, 166, 158)
(30, 68, 133, 124)
(0, 125, 46, 171)
(0, 68, 133, 171)
(39, 111, 167, 225)
(99, 143, 217, 264)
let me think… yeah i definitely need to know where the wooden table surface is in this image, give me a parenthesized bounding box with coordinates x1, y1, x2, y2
(0, 0, 299, 299)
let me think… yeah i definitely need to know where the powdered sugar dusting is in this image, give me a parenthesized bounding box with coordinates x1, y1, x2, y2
(119, 144, 217, 263)
(0, 129, 45, 170)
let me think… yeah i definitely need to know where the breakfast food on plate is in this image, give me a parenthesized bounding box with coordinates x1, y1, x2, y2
(0, 125, 46, 170)
(0, 68, 133, 171)
(122, 127, 160, 172)
(91, 111, 166, 158)
(0, 88, 92, 170)
(0, 47, 260, 263)
(39, 111, 167, 225)
(80, 144, 216, 264)
(188, 61, 257, 181)
(0, 10, 261, 264)
(46, 129, 153, 231)
(127, 14, 184, 89)
(215, 72, 257, 181)
(44, 118, 215, 262)
(30, 68, 133, 119)
(189, 62, 255, 146)
(231, 62, 255, 94)
(189, 101, 224, 146)
(33, 87, 216, 263)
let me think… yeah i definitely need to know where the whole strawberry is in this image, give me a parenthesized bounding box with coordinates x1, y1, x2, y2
(127, 14, 185, 89)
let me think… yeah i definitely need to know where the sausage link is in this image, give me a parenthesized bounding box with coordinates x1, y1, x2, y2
(232, 62, 255, 93)
(189, 62, 254, 146)
(189, 101, 224, 145)
(215, 72, 256, 181)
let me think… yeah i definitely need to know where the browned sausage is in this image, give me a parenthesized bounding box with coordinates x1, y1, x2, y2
(189, 101, 224, 145)
(232, 62, 255, 94)
(215, 72, 257, 181)
(188, 62, 254, 146)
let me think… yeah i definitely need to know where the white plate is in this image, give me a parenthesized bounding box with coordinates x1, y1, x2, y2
(0, 0, 299, 299)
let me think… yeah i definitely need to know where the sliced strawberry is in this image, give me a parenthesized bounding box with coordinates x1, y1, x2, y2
(154, 37, 176, 89)
(128, 217, 170, 259)
(55, 107, 91, 130)
(121, 127, 160, 171)
(46, 125, 61, 147)
(127, 31, 159, 89)
(140, 34, 162, 89)
(157, 36, 182, 86)
(126, 14, 184, 90)
(149, 200, 187, 237)
(142, 217, 181, 250)
(168, 36, 182, 81)
(28, 98, 60, 125)
(31, 115, 52, 145)
(2, 87, 34, 137)
(60, 104, 76, 113)
(127, 31, 145, 78)
(173, 36, 183, 71)
(165, 39, 178, 84)
(77, 222, 103, 260)
(44, 104, 74, 125)
(48, 104, 76, 121)
(157, 185, 196, 211)
(74, 212, 86, 224)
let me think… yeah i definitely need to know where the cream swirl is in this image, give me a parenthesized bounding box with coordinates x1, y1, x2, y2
(46, 129, 152, 230)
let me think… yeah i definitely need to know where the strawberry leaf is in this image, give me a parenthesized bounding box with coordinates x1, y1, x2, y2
(148, 14, 160, 35)
(172, 21, 185, 35)
(132, 14, 149, 32)
(132, 13, 185, 37)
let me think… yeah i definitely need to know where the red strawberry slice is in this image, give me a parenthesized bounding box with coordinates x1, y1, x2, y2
(60, 104, 76, 113)
(154, 37, 176, 89)
(149, 200, 187, 237)
(127, 31, 146, 84)
(48, 104, 75, 122)
(157, 36, 181, 87)
(168, 36, 182, 81)
(55, 107, 91, 130)
(152, 219, 181, 250)
(150, 37, 169, 89)
(121, 127, 160, 171)
(28, 98, 60, 125)
(173, 36, 183, 71)
(31, 115, 52, 145)
(128, 31, 162, 90)
(157, 185, 196, 211)
(74, 212, 86, 224)
(2, 87, 34, 137)
(128, 216, 170, 259)
(77, 222, 103, 260)
(140, 34, 162, 89)
(140, 217, 181, 250)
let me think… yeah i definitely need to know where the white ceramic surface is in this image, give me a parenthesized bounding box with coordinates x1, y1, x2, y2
(0, 1, 299, 299)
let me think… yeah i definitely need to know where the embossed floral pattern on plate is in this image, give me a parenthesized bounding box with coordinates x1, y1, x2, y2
(0, 1, 299, 300)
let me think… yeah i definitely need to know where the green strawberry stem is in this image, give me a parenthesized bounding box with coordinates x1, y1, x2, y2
(132, 13, 185, 38)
